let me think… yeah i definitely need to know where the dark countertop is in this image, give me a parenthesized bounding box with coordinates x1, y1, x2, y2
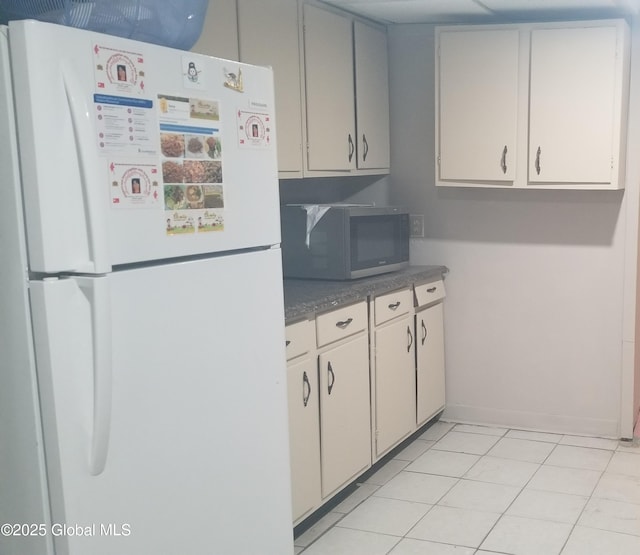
(283, 265, 449, 323)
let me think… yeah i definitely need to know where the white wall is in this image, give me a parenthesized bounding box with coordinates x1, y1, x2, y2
(387, 20, 640, 438)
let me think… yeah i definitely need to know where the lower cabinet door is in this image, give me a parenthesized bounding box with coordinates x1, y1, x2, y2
(374, 316, 416, 457)
(318, 334, 371, 498)
(287, 357, 321, 522)
(416, 303, 446, 426)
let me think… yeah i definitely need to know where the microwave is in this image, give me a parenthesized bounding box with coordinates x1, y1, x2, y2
(280, 204, 410, 280)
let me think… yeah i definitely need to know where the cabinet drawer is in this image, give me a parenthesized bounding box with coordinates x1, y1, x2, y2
(285, 319, 315, 361)
(414, 279, 446, 308)
(374, 288, 412, 326)
(316, 301, 367, 347)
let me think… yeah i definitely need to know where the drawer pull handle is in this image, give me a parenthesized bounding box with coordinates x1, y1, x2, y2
(421, 319, 427, 345)
(427, 287, 437, 293)
(335, 318, 353, 329)
(302, 371, 311, 407)
(388, 301, 401, 310)
(407, 325, 413, 353)
(327, 361, 335, 395)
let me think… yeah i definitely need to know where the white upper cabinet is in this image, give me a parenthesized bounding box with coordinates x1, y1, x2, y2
(303, 2, 391, 176)
(438, 29, 519, 182)
(436, 19, 630, 189)
(231, 1, 390, 178)
(303, 3, 357, 172)
(237, 0, 305, 177)
(354, 20, 391, 170)
(528, 26, 622, 185)
(191, 0, 239, 61)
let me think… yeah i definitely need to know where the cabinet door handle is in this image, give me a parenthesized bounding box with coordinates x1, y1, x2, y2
(427, 287, 437, 293)
(535, 146, 541, 175)
(302, 371, 311, 407)
(407, 325, 413, 353)
(421, 319, 427, 345)
(327, 361, 335, 395)
(285, 340, 291, 347)
(363, 134, 369, 161)
(388, 301, 401, 310)
(501, 145, 508, 174)
(348, 134, 355, 163)
(335, 317, 353, 329)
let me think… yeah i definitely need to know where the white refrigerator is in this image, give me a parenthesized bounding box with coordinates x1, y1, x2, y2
(0, 19, 293, 555)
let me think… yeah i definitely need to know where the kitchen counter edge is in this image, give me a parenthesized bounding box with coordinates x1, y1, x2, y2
(283, 265, 449, 324)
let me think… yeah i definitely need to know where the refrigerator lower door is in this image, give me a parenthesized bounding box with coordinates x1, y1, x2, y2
(29, 248, 293, 555)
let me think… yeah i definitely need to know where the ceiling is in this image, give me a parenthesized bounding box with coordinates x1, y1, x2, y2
(319, 0, 640, 25)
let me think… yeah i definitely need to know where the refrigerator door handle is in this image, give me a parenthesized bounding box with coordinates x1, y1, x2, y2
(62, 64, 111, 274)
(77, 276, 113, 475)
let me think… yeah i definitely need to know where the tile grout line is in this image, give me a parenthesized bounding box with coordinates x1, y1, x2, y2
(298, 425, 638, 553)
(405, 428, 585, 553)
(300, 422, 455, 553)
(555, 448, 613, 555)
(459, 431, 559, 553)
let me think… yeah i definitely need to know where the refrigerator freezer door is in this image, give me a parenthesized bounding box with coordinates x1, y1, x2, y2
(9, 19, 280, 273)
(29, 248, 293, 555)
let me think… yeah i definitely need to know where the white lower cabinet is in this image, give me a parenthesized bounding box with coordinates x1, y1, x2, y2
(285, 319, 321, 524)
(414, 281, 447, 426)
(286, 279, 447, 525)
(287, 302, 371, 523)
(316, 301, 371, 498)
(371, 288, 416, 460)
(287, 357, 321, 522)
(318, 334, 371, 497)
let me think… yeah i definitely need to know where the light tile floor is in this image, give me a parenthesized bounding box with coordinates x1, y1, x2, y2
(294, 421, 640, 555)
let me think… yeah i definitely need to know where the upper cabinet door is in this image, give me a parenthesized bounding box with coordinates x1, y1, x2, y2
(354, 21, 390, 170)
(190, 0, 239, 61)
(237, 0, 304, 176)
(303, 3, 356, 172)
(528, 26, 619, 185)
(437, 29, 519, 183)
(436, 20, 629, 189)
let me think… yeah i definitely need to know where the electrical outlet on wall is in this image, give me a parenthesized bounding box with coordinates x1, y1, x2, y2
(410, 214, 424, 238)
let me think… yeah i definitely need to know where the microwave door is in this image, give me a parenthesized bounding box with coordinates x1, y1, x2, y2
(349, 213, 409, 279)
